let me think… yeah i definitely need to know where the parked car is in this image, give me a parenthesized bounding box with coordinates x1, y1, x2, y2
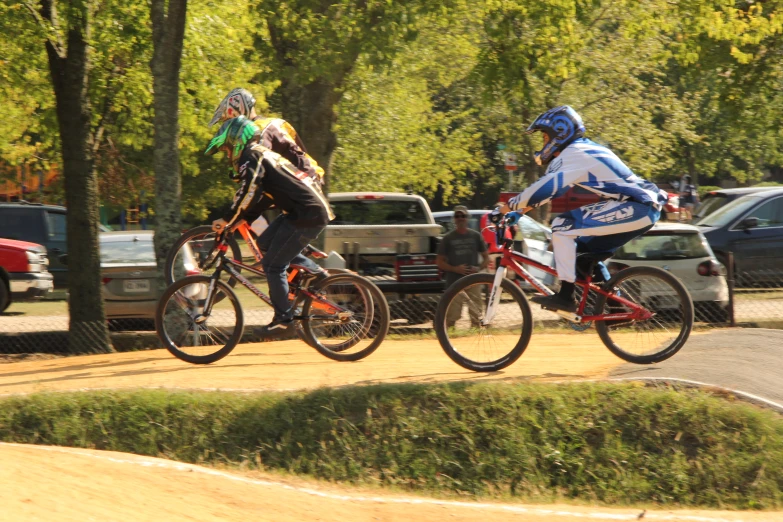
(694, 188, 783, 283)
(607, 222, 729, 322)
(432, 209, 556, 288)
(0, 238, 53, 312)
(0, 201, 112, 289)
(100, 230, 198, 329)
(693, 186, 781, 222)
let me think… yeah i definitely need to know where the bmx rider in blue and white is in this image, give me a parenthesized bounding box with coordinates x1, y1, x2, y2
(494, 105, 669, 313)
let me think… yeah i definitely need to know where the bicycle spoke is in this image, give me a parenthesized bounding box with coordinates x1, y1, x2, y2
(437, 275, 532, 371)
(158, 277, 244, 364)
(301, 274, 388, 360)
(596, 267, 692, 364)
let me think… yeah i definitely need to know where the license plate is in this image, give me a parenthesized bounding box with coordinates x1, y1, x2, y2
(124, 279, 151, 293)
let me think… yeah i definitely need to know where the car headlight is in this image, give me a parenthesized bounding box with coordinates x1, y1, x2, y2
(26, 250, 44, 273)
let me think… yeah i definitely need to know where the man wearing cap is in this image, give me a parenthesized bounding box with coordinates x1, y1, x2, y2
(436, 206, 489, 328)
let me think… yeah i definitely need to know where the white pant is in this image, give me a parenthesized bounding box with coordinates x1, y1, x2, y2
(551, 200, 659, 282)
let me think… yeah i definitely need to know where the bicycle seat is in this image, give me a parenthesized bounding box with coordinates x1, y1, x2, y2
(302, 244, 328, 259)
(576, 252, 614, 263)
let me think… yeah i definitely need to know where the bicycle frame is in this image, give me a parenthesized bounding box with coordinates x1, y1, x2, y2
(234, 221, 264, 263)
(199, 244, 346, 319)
(485, 223, 653, 324)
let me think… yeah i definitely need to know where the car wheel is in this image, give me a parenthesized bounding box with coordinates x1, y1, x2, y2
(0, 280, 9, 313)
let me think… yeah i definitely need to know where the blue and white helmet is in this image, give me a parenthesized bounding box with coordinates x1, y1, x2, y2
(525, 105, 585, 166)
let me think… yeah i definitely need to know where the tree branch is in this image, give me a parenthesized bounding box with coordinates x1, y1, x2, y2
(25, 0, 66, 58)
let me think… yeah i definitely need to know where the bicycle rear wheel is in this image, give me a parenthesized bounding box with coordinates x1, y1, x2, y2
(594, 266, 693, 364)
(300, 273, 389, 361)
(164, 225, 245, 286)
(435, 273, 533, 372)
(156, 275, 244, 364)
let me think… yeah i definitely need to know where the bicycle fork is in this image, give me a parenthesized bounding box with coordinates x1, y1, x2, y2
(481, 266, 507, 327)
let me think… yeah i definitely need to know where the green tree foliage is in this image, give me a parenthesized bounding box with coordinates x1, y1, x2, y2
(331, 4, 486, 202)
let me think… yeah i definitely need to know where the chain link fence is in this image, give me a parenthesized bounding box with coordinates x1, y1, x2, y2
(1, 253, 781, 357)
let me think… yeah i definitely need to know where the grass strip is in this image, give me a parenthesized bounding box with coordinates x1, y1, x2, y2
(0, 381, 781, 509)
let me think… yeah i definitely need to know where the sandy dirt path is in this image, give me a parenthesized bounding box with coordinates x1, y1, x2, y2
(0, 334, 630, 395)
(2, 443, 779, 522)
(3, 331, 780, 521)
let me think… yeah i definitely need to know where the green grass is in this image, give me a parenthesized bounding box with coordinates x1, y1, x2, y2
(5, 298, 68, 316)
(0, 382, 781, 509)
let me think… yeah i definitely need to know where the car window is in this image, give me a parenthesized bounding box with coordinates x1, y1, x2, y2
(0, 208, 46, 243)
(694, 195, 727, 219)
(612, 233, 710, 260)
(572, 186, 592, 194)
(515, 216, 549, 242)
(331, 200, 428, 225)
(435, 216, 454, 235)
(46, 211, 67, 241)
(738, 197, 783, 228)
(100, 239, 156, 264)
(695, 195, 760, 228)
(467, 214, 484, 232)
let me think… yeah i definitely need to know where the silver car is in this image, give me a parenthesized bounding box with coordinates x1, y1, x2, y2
(608, 222, 729, 323)
(100, 231, 198, 328)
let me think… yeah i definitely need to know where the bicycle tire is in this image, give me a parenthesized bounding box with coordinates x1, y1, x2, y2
(300, 273, 389, 361)
(594, 265, 693, 364)
(435, 273, 533, 372)
(164, 225, 244, 286)
(156, 275, 244, 364)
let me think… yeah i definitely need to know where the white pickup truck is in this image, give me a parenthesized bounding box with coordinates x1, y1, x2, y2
(316, 192, 445, 324)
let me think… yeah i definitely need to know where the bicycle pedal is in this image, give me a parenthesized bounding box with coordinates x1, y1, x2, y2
(555, 310, 582, 322)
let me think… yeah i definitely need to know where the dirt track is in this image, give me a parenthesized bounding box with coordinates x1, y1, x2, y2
(2, 332, 782, 521)
(0, 334, 627, 395)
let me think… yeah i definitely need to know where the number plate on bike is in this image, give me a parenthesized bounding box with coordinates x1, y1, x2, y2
(124, 279, 151, 293)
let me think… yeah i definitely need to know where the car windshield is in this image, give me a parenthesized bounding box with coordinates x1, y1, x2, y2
(515, 216, 551, 242)
(693, 194, 727, 219)
(612, 232, 711, 260)
(695, 195, 760, 228)
(331, 200, 428, 225)
(100, 239, 156, 264)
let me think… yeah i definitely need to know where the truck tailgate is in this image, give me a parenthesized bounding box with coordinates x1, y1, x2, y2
(323, 224, 441, 254)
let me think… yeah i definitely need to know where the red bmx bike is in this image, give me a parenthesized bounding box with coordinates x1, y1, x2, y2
(434, 214, 694, 372)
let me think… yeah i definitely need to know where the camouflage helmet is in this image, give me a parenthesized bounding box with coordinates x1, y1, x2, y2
(208, 88, 256, 127)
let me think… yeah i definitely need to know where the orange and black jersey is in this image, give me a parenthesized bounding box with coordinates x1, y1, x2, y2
(222, 144, 334, 229)
(252, 118, 325, 185)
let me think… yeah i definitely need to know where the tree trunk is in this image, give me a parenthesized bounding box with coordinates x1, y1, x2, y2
(150, 0, 186, 280)
(278, 78, 342, 193)
(42, 0, 112, 354)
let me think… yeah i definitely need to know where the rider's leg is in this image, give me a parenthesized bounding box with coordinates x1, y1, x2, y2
(259, 214, 324, 274)
(532, 201, 659, 312)
(259, 216, 325, 334)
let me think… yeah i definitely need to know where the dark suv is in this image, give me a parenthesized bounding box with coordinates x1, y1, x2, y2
(696, 188, 783, 282)
(0, 202, 69, 288)
(693, 186, 781, 222)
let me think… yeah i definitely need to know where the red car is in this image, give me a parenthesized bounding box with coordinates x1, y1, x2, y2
(0, 238, 53, 312)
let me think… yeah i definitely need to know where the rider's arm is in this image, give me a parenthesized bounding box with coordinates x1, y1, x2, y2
(222, 155, 265, 229)
(505, 150, 591, 212)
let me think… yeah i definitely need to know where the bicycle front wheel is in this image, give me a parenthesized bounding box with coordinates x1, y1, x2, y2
(164, 225, 244, 286)
(435, 273, 533, 372)
(156, 275, 244, 364)
(594, 266, 693, 364)
(300, 273, 390, 362)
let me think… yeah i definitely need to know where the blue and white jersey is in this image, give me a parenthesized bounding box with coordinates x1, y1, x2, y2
(507, 138, 668, 211)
